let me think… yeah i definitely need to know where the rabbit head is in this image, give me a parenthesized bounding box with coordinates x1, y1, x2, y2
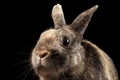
(31, 4, 98, 79)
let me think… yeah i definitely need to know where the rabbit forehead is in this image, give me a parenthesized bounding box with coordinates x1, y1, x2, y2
(40, 27, 74, 39)
(40, 29, 58, 38)
(41, 29, 58, 37)
(40, 29, 60, 42)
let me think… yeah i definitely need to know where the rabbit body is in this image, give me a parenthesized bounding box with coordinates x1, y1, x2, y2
(31, 4, 118, 80)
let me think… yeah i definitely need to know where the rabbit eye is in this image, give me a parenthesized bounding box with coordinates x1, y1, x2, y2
(63, 36, 70, 47)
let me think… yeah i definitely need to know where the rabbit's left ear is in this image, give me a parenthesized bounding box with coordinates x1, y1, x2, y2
(71, 5, 98, 41)
(52, 4, 66, 29)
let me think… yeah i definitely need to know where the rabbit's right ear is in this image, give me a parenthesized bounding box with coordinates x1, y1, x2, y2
(52, 4, 66, 29)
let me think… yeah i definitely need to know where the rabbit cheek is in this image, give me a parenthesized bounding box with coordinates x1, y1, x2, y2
(48, 53, 66, 68)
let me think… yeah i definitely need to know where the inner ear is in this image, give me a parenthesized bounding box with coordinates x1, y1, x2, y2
(71, 5, 98, 41)
(52, 4, 66, 29)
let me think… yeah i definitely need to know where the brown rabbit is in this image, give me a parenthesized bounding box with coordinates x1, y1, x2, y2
(31, 4, 118, 80)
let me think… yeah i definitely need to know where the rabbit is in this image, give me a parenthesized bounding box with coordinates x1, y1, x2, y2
(31, 4, 119, 80)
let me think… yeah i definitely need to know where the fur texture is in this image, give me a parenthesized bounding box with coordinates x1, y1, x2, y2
(31, 4, 118, 80)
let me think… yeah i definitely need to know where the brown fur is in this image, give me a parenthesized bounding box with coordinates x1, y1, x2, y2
(31, 4, 118, 80)
(81, 40, 118, 80)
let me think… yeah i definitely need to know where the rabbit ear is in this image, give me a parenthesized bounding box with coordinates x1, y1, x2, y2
(71, 5, 98, 41)
(52, 4, 66, 29)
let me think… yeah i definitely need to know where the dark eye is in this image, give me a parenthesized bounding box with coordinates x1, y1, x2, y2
(63, 36, 70, 47)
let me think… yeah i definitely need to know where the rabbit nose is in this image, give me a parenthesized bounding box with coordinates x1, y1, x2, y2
(39, 50, 48, 58)
(36, 50, 48, 58)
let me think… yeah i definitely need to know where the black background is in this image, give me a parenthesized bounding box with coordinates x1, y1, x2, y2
(0, 0, 119, 80)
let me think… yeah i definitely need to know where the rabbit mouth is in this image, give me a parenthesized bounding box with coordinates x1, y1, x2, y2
(32, 51, 67, 76)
